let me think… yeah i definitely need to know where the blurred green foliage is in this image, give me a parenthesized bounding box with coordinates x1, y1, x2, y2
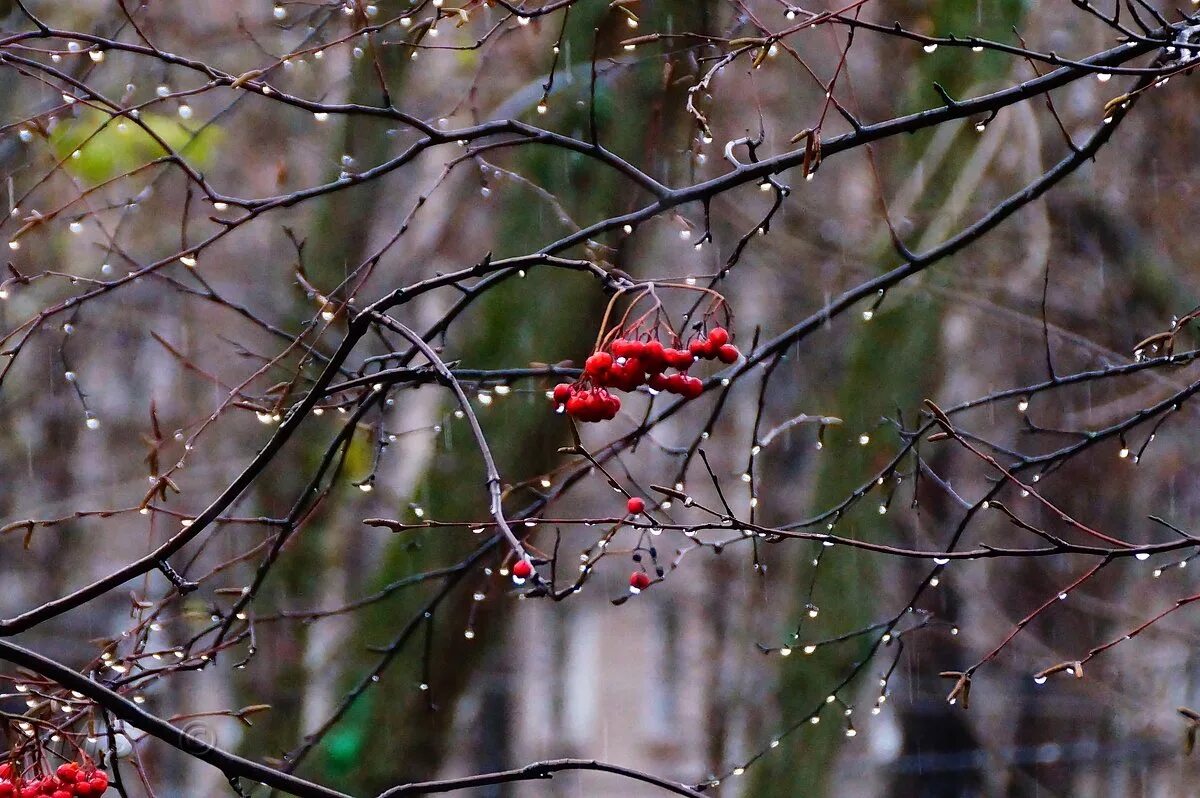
(48, 109, 222, 184)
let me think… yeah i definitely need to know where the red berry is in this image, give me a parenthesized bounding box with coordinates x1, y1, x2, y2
(585, 352, 613, 376)
(629, 572, 652, 591)
(565, 393, 586, 417)
(716, 344, 740, 364)
(610, 339, 632, 358)
(72, 784, 92, 797)
(603, 394, 621, 419)
(552, 383, 572, 404)
(88, 774, 107, 793)
(664, 373, 687, 394)
(707, 327, 729, 347)
(626, 497, 646, 514)
(0, 785, 12, 798)
(512, 559, 533, 579)
(682, 376, 704, 399)
(641, 341, 666, 373)
(647, 373, 668, 391)
(53, 791, 71, 798)
(624, 359, 646, 388)
(673, 349, 696, 369)
(0, 765, 10, 780)
(688, 339, 707, 357)
(609, 363, 642, 391)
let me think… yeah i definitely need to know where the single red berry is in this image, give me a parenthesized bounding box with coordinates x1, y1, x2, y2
(664, 373, 687, 394)
(585, 352, 613, 376)
(716, 344, 740, 364)
(52, 791, 71, 798)
(608, 363, 638, 392)
(629, 571, 652, 591)
(627, 496, 646, 514)
(688, 339, 707, 357)
(622, 358, 645, 387)
(641, 341, 666, 373)
(647, 373, 668, 391)
(72, 783, 92, 797)
(682, 376, 704, 399)
(707, 327, 729, 347)
(610, 339, 632, 358)
(603, 394, 621, 419)
(666, 348, 695, 369)
(512, 559, 533, 579)
(552, 383, 572, 404)
(565, 393, 586, 417)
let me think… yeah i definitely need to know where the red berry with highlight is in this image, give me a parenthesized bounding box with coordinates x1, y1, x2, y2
(630, 572, 652, 591)
(707, 327, 729, 347)
(512, 559, 533, 579)
(641, 341, 666, 373)
(552, 383, 572, 404)
(626, 497, 646, 514)
(585, 352, 613, 376)
(716, 344, 740, 364)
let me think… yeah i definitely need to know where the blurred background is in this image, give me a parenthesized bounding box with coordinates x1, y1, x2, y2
(2, 1, 1200, 796)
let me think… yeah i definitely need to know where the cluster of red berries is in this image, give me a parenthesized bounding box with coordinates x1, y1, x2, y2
(552, 328, 739, 422)
(0, 762, 109, 797)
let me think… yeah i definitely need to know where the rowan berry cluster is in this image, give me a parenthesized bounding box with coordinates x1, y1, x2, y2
(0, 762, 109, 797)
(551, 327, 740, 423)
